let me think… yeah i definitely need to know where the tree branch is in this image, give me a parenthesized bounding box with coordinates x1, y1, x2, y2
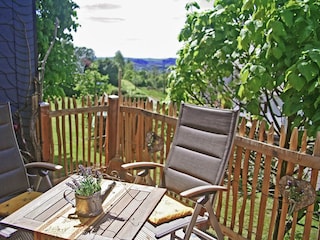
(38, 17, 60, 101)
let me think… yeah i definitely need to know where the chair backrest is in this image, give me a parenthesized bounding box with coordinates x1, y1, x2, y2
(163, 103, 239, 194)
(0, 103, 30, 202)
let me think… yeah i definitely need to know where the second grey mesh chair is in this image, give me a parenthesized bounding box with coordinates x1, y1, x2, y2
(0, 102, 62, 218)
(123, 103, 239, 240)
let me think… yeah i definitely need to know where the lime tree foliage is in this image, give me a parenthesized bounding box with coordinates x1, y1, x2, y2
(36, 0, 79, 100)
(169, 0, 320, 137)
(97, 58, 119, 87)
(95, 51, 125, 88)
(114, 50, 125, 72)
(74, 62, 109, 97)
(93, 51, 168, 99)
(75, 47, 96, 73)
(72, 47, 110, 97)
(123, 63, 168, 93)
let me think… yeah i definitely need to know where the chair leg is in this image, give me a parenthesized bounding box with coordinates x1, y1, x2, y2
(170, 232, 184, 240)
(34, 176, 42, 191)
(184, 198, 224, 240)
(145, 174, 155, 186)
(204, 201, 224, 240)
(184, 202, 203, 239)
(133, 175, 144, 184)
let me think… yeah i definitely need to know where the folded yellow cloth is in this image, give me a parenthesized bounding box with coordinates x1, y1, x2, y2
(148, 195, 193, 225)
(0, 191, 42, 217)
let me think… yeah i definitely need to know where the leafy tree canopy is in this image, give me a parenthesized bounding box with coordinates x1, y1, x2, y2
(74, 62, 109, 97)
(97, 58, 119, 86)
(168, 0, 320, 137)
(36, 0, 79, 100)
(114, 50, 125, 71)
(75, 47, 97, 73)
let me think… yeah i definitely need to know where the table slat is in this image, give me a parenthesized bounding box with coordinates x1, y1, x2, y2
(0, 176, 166, 240)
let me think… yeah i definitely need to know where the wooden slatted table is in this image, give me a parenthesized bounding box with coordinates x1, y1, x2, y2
(1, 175, 166, 240)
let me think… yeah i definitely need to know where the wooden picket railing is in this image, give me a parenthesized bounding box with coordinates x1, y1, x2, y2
(40, 95, 110, 177)
(40, 95, 320, 240)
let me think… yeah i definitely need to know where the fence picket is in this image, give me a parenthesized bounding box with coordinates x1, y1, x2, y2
(267, 125, 286, 240)
(256, 125, 274, 239)
(73, 97, 79, 171)
(67, 98, 73, 175)
(41, 96, 320, 239)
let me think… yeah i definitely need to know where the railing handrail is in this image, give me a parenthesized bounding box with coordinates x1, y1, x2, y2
(121, 105, 177, 125)
(48, 105, 109, 117)
(40, 96, 320, 240)
(235, 135, 320, 169)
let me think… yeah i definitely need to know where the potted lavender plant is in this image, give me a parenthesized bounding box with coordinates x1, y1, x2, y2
(64, 165, 115, 217)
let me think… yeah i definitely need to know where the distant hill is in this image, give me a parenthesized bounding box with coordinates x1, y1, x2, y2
(126, 58, 176, 72)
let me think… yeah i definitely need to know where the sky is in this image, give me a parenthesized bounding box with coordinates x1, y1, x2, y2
(72, 0, 213, 59)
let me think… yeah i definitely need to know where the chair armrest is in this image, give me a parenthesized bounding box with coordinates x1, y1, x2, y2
(25, 162, 63, 171)
(25, 162, 63, 191)
(180, 185, 227, 199)
(122, 162, 164, 170)
(122, 162, 164, 185)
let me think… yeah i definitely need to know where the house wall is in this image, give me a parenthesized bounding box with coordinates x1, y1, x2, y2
(0, 0, 38, 157)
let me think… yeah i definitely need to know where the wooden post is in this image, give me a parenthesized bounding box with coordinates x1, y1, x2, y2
(40, 102, 51, 162)
(107, 95, 119, 163)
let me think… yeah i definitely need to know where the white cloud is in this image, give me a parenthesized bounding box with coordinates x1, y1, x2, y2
(73, 0, 213, 58)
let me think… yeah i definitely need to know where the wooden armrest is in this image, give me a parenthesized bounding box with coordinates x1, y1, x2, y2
(180, 185, 227, 198)
(122, 162, 164, 170)
(25, 162, 63, 171)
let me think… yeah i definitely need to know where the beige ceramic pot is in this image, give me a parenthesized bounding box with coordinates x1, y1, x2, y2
(64, 181, 116, 217)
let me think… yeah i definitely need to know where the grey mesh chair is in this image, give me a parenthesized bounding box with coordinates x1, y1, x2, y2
(0, 102, 62, 218)
(123, 103, 239, 240)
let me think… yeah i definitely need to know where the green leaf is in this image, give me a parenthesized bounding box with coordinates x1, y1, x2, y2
(268, 20, 286, 37)
(297, 23, 313, 44)
(307, 79, 319, 94)
(240, 68, 249, 84)
(283, 99, 303, 116)
(272, 46, 283, 59)
(237, 28, 250, 50)
(249, 64, 266, 74)
(314, 95, 320, 109)
(309, 49, 320, 69)
(193, 50, 199, 58)
(250, 77, 262, 92)
(311, 111, 320, 124)
(246, 100, 260, 115)
(280, 9, 293, 27)
(242, 0, 253, 11)
(297, 61, 319, 82)
(252, 8, 265, 20)
(286, 71, 305, 91)
(238, 84, 245, 98)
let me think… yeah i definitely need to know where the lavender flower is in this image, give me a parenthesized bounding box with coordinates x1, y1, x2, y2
(65, 165, 102, 196)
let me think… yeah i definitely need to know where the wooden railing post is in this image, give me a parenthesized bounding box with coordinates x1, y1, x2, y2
(40, 102, 51, 162)
(107, 95, 119, 163)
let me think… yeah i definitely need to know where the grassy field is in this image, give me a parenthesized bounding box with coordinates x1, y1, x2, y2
(209, 192, 319, 240)
(118, 79, 167, 101)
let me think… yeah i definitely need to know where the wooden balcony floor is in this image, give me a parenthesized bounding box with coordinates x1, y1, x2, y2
(136, 225, 212, 240)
